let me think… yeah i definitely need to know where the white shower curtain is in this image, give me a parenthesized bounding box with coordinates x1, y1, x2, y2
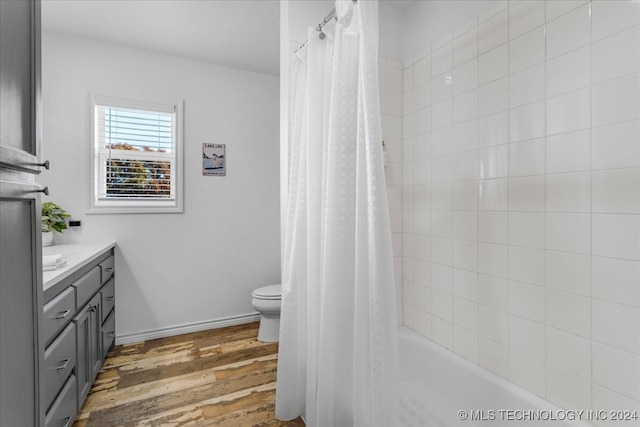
(276, 1, 399, 426)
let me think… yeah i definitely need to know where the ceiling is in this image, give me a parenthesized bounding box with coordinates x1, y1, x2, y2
(42, 0, 414, 77)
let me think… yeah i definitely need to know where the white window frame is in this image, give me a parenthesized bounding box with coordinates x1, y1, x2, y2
(89, 93, 184, 214)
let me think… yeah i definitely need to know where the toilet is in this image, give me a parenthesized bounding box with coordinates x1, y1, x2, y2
(251, 284, 282, 342)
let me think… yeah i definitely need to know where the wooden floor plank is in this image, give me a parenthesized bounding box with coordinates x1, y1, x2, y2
(73, 322, 304, 427)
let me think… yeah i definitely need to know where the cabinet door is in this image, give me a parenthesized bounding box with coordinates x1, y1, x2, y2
(0, 0, 41, 168)
(0, 183, 44, 427)
(74, 293, 102, 409)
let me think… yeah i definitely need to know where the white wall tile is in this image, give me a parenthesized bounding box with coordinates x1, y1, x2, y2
(414, 234, 431, 260)
(546, 88, 591, 136)
(431, 317, 453, 349)
(453, 58, 478, 96)
(509, 350, 546, 397)
(547, 289, 591, 338)
(509, 138, 546, 177)
(432, 155, 452, 184)
(414, 282, 431, 310)
(479, 243, 508, 278)
(415, 107, 431, 135)
(432, 290, 453, 322)
(453, 267, 478, 302)
(592, 256, 640, 308)
(414, 82, 431, 110)
(546, 365, 592, 410)
(433, 264, 453, 293)
(479, 44, 508, 86)
(545, 0, 589, 22)
(593, 342, 640, 401)
(593, 299, 640, 355)
(593, 168, 640, 214)
(479, 9, 509, 54)
(386, 66, 403, 93)
(480, 111, 509, 147)
(508, 175, 546, 212)
(453, 150, 479, 182)
(479, 77, 509, 117)
(592, 214, 640, 261)
(432, 72, 453, 104)
(414, 210, 430, 235)
(592, 0, 640, 42)
(509, 246, 545, 286)
(479, 336, 509, 378)
(479, 211, 508, 245)
(431, 127, 453, 157)
(509, 212, 545, 249)
(592, 26, 640, 85)
(509, 63, 545, 108)
(509, 101, 546, 143)
(546, 251, 591, 296)
(509, 26, 545, 73)
(453, 120, 479, 153)
(432, 210, 453, 238)
(453, 181, 478, 211)
(509, 0, 545, 40)
(413, 185, 430, 210)
(546, 3, 591, 60)
(432, 42, 453, 77)
(453, 27, 478, 68)
(404, 160, 415, 185)
(593, 73, 640, 128)
(479, 305, 509, 344)
(453, 239, 478, 271)
(546, 212, 591, 254)
(592, 121, 640, 170)
(509, 315, 545, 360)
(454, 297, 478, 333)
(454, 326, 479, 363)
(546, 129, 591, 173)
(453, 89, 478, 124)
(592, 384, 640, 427)
(547, 327, 592, 379)
(546, 46, 591, 98)
(546, 172, 591, 213)
(509, 280, 545, 323)
(479, 178, 508, 211)
(479, 145, 509, 179)
(479, 273, 508, 311)
(432, 99, 453, 130)
(414, 55, 432, 86)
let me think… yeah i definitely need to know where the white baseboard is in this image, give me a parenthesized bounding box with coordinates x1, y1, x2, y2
(115, 312, 261, 346)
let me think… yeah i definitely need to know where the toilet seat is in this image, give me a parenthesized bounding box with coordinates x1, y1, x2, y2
(252, 284, 281, 300)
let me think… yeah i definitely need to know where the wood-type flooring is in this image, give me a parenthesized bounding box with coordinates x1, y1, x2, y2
(73, 322, 305, 427)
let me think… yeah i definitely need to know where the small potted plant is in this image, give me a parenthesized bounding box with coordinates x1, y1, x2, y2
(41, 202, 71, 246)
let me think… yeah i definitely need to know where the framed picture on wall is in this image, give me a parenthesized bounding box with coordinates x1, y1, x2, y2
(202, 143, 226, 176)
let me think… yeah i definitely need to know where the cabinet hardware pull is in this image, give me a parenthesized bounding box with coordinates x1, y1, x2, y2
(36, 160, 50, 170)
(61, 416, 72, 427)
(107, 332, 115, 337)
(105, 267, 114, 272)
(36, 186, 49, 195)
(54, 310, 70, 319)
(55, 358, 71, 370)
(106, 296, 114, 301)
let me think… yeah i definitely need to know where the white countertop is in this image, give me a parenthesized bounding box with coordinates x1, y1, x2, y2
(42, 241, 117, 292)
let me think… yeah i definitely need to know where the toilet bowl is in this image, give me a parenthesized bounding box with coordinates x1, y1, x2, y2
(251, 284, 282, 342)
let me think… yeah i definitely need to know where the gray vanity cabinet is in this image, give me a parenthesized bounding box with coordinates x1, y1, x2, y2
(43, 249, 116, 427)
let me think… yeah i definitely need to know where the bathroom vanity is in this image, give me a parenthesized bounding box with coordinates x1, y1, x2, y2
(42, 242, 116, 427)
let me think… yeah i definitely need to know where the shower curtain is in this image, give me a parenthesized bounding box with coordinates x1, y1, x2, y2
(276, 1, 399, 426)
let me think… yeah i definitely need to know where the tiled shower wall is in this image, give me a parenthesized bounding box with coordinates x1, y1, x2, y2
(382, 0, 640, 421)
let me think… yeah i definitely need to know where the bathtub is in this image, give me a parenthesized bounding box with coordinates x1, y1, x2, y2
(398, 327, 592, 427)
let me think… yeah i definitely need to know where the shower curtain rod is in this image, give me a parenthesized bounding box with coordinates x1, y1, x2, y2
(293, 0, 357, 53)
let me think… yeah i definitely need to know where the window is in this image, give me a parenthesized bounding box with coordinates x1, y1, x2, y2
(90, 95, 183, 213)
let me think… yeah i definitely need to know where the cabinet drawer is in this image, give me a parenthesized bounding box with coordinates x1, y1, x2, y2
(100, 278, 115, 323)
(73, 266, 101, 308)
(43, 286, 76, 346)
(43, 323, 76, 412)
(45, 375, 77, 427)
(99, 255, 114, 285)
(102, 309, 116, 359)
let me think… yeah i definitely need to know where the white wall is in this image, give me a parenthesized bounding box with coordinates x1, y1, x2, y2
(40, 32, 281, 342)
(398, 0, 640, 420)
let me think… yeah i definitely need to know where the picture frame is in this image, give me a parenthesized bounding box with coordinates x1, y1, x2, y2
(202, 143, 226, 176)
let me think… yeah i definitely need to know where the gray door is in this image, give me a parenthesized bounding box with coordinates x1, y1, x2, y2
(0, 0, 45, 426)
